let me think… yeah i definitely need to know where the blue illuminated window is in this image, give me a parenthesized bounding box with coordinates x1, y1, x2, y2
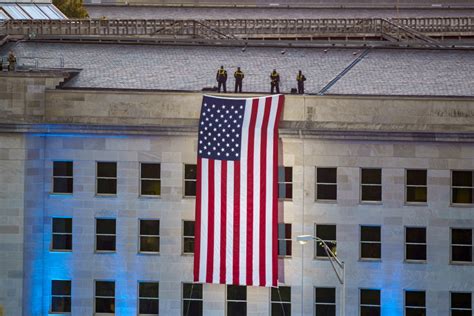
(139, 282, 159, 316)
(51, 280, 71, 313)
(405, 290, 425, 316)
(53, 161, 73, 194)
(360, 289, 380, 316)
(96, 219, 116, 252)
(95, 280, 115, 314)
(51, 218, 72, 251)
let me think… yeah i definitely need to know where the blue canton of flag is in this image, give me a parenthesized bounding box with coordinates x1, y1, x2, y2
(198, 97, 246, 161)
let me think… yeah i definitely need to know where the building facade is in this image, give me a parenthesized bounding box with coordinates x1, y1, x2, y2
(0, 71, 473, 316)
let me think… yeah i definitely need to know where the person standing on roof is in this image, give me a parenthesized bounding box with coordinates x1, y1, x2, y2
(7, 51, 16, 71)
(234, 67, 244, 93)
(270, 69, 280, 94)
(296, 70, 306, 94)
(216, 65, 228, 93)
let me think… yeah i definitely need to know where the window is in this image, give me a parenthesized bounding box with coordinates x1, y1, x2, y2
(139, 220, 160, 253)
(53, 161, 73, 194)
(315, 287, 336, 316)
(271, 286, 291, 316)
(51, 280, 71, 313)
(278, 166, 293, 200)
(361, 168, 381, 202)
(360, 226, 381, 260)
(184, 164, 197, 197)
(405, 290, 425, 316)
(51, 218, 72, 251)
(405, 227, 427, 262)
(138, 282, 159, 316)
(227, 285, 247, 316)
(96, 219, 116, 252)
(406, 169, 427, 203)
(315, 225, 336, 258)
(316, 168, 337, 201)
(452, 171, 473, 204)
(141, 163, 161, 196)
(451, 292, 472, 316)
(360, 289, 380, 316)
(182, 283, 202, 316)
(95, 281, 115, 314)
(97, 162, 117, 195)
(451, 228, 472, 263)
(278, 223, 292, 257)
(183, 221, 195, 254)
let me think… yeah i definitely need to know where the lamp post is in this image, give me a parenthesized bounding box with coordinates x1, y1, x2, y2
(296, 235, 345, 316)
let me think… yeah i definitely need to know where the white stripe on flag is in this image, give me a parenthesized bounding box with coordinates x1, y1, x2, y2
(226, 161, 234, 284)
(213, 160, 221, 283)
(199, 158, 209, 282)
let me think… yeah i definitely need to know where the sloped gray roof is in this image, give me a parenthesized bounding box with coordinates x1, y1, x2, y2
(3, 42, 474, 96)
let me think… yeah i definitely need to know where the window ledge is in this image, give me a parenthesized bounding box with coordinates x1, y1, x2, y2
(404, 202, 428, 206)
(95, 251, 117, 254)
(50, 249, 72, 253)
(95, 194, 117, 198)
(404, 260, 427, 264)
(183, 196, 196, 199)
(314, 200, 337, 204)
(450, 261, 473, 266)
(359, 258, 382, 262)
(49, 312, 71, 315)
(138, 252, 160, 256)
(360, 201, 383, 205)
(182, 253, 195, 256)
(139, 195, 161, 199)
(278, 255, 292, 259)
(450, 203, 474, 208)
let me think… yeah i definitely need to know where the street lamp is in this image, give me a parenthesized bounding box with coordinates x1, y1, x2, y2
(297, 234, 346, 316)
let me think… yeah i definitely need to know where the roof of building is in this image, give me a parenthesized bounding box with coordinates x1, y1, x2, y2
(3, 42, 474, 97)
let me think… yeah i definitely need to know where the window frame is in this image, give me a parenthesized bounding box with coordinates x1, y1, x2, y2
(450, 291, 472, 315)
(277, 223, 292, 258)
(96, 161, 118, 196)
(51, 217, 73, 252)
(140, 162, 161, 198)
(451, 170, 473, 206)
(182, 220, 195, 255)
(94, 280, 115, 316)
(314, 224, 337, 260)
(404, 290, 426, 316)
(359, 225, 381, 261)
(51, 161, 73, 195)
(137, 281, 159, 316)
(359, 288, 381, 316)
(95, 218, 117, 253)
(184, 164, 197, 198)
(405, 169, 428, 205)
(450, 227, 473, 264)
(404, 226, 427, 263)
(360, 168, 382, 204)
(138, 219, 160, 255)
(226, 285, 247, 316)
(182, 283, 203, 316)
(315, 167, 338, 202)
(270, 286, 291, 316)
(314, 287, 336, 316)
(278, 166, 293, 201)
(50, 279, 71, 314)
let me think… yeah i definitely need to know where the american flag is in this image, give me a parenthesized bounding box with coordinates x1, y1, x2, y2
(194, 94, 284, 287)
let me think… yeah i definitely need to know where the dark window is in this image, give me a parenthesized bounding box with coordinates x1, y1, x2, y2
(315, 225, 336, 258)
(405, 291, 426, 316)
(182, 283, 202, 316)
(139, 220, 160, 253)
(184, 164, 197, 197)
(361, 168, 381, 202)
(96, 219, 116, 252)
(406, 169, 427, 203)
(360, 289, 380, 316)
(278, 223, 292, 257)
(278, 166, 293, 200)
(227, 285, 247, 316)
(451, 229, 472, 263)
(51, 280, 71, 313)
(360, 226, 381, 260)
(315, 287, 336, 316)
(95, 281, 115, 314)
(97, 162, 117, 195)
(183, 221, 195, 254)
(316, 168, 337, 201)
(51, 218, 72, 251)
(139, 282, 159, 315)
(451, 292, 472, 316)
(452, 171, 473, 204)
(405, 227, 427, 262)
(271, 286, 291, 316)
(52, 161, 73, 194)
(141, 163, 161, 196)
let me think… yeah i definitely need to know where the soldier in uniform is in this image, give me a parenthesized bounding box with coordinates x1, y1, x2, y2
(234, 67, 244, 93)
(216, 65, 228, 93)
(7, 51, 16, 71)
(270, 69, 280, 94)
(296, 70, 306, 94)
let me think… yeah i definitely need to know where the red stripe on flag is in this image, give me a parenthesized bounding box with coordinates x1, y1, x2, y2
(259, 96, 272, 286)
(206, 160, 215, 283)
(194, 157, 202, 282)
(220, 161, 227, 284)
(272, 95, 284, 286)
(246, 98, 259, 285)
(232, 161, 241, 285)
